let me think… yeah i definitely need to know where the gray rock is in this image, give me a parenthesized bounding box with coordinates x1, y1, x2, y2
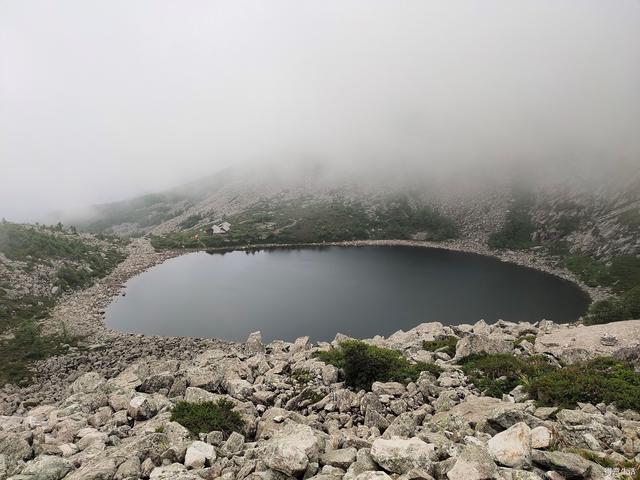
(320, 447, 358, 469)
(11, 455, 73, 480)
(184, 440, 215, 469)
(486, 422, 531, 468)
(220, 431, 245, 457)
(530, 426, 552, 449)
(445, 445, 499, 480)
(370, 436, 436, 474)
(114, 456, 141, 480)
(127, 395, 157, 420)
(454, 334, 512, 360)
(263, 423, 321, 476)
(531, 450, 605, 479)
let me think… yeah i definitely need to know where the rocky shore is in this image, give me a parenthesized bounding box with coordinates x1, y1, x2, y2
(2, 237, 630, 480)
(5, 236, 601, 421)
(2, 318, 640, 480)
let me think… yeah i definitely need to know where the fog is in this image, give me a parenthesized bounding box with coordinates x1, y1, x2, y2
(1, 0, 639, 222)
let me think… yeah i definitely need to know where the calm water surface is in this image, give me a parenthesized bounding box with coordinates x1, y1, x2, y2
(105, 246, 589, 342)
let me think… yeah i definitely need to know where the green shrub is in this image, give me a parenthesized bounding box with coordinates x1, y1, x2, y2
(609, 256, 640, 293)
(460, 353, 555, 398)
(585, 298, 630, 325)
(622, 286, 640, 319)
(422, 336, 458, 357)
(527, 357, 640, 411)
(315, 340, 442, 391)
(170, 400, 244, 436)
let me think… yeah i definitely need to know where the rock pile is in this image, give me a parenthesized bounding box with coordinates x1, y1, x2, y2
(2, 320, 640, 480)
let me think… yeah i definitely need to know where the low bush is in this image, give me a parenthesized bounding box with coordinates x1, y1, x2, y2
(170, 399, 244, 436)
(315, 340, 442, 391)
(463, 354, 640, 411)
(585, 298, 631, 325)
(460, 353, 556, 398)
(527, 357, 640, 411)
(0, 320, 77, 385)
(422, 336, 458, 357)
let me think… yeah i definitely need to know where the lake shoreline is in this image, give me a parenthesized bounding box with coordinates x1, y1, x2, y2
(45, 236, 604, 345)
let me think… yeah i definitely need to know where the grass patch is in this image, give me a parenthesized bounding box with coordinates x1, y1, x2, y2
(170, 399, 245, 437)
(314, 340, 442, 391)
(527, 357, 640, 411)
(460, 353, 555, 398)
(422, 336, 458, 357)
(461, 354, 640, 411)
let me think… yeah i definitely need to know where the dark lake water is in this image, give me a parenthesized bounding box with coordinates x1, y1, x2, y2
(105, 246, 590, 342)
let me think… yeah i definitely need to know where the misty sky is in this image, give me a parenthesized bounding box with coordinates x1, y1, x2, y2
(1, 1, 639, 221)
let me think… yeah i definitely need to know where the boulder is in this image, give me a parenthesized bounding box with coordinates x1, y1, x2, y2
(370, 437, 436, 474)
(445, 445, 499, 480)
(534, 320, 640, 364)
(149, 462, 202, 480)
(70, 372, 106, 394)
(184, 440, 215, 469)
(355, 473, 393, 480)
(454, 334, 512, 360)
(372, 382, 406, 396)
(320, 447, 358, 469)
(128, 395, 157, 420)
(12, 455, 73, 480)
(115, 456, 141, 480)
(246, 331, 265, 354)
(530, 426, 552, 449)
(263, 423, 322, 476)
(531, 450, 606, 479)
(486, 422, 531, 468)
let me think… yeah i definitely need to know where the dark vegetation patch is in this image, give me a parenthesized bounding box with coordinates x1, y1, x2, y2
(0, 320, 78, 385)
(563, 255, 612, 288)
(422, 336, 458, 357)
(170, 399, 245, 437)
(460, 353, 640, 411)
(460, 353, 555, 398)
(150, 196, 459, 251)
(527, 357, 640, 411)
(488, 193, 536, 250)
(314, 340, 442, 391)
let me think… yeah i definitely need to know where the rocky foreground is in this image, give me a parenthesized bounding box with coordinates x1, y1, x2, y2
(2, 319, 640, 480)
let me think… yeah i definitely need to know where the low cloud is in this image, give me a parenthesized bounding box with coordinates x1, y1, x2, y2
(1, 0, 639, 221)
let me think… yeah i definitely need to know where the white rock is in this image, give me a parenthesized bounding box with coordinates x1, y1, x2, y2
(264, 423, 321, 476)
(487, 422, 531, 468)
(184, 440, 215, 469)
(370, 436, 436, 474)
(530, 426, 552, 449)
(446, 445, 499, 480)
